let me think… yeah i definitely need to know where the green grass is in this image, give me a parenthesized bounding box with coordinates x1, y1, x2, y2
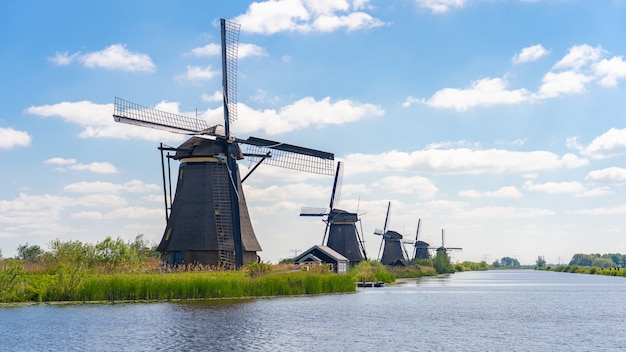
(0, 267, 356, 303)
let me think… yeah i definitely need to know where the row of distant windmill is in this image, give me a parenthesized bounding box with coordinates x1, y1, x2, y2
(112, 18, 460, 268)
(300, 161, 461, 267)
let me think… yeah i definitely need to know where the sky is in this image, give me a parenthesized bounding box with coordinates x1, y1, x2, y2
(2, 0, 626, 265)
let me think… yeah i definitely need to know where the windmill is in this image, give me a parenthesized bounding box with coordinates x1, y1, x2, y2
(113, 19, 334, 268)
(373, 202, 408, 266)
(436, 229, 462, 255)
(300, 161, 367, 265)
(402, 218, 431, 261)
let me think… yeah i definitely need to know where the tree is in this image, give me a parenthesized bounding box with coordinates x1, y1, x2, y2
(492, 260, 500, 268)
(535, 256, 546, 268)
(500, 257, 520, 267)
(17, 243, 44, 262)
(432, 250, 454, 274)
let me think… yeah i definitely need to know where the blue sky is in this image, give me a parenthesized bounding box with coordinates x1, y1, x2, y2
(2, 0, 626, 265)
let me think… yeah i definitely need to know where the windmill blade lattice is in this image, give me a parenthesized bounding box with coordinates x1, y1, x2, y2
(222, 19, 239, 124)
(244, 138, 334, 175)
(114, 97, 212, 135)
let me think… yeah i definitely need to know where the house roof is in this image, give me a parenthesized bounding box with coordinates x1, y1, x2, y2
(294, 245, 349, 263)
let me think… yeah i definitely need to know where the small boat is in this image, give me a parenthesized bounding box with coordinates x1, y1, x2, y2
(356, 281, 384, 288)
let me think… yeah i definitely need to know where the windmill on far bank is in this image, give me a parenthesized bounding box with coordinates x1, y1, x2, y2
(300, 161, 367, 266)
(436, 229, 462, 256)
(374, 202, 408, 266)
(113, 19, 334, 268)
(402, 218, 431, 261)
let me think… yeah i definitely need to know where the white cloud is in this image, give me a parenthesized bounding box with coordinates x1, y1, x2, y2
(372, 175, 438, 199)
(189, 43, 267, 59)
(233, 0, 386, 34)
(453, 206, 554, 219)
(579, 128, 626, 159)
(45, 157, 77, 166)
(202, 91, 223, 102)
(26, 100, 184, 142)
(575, 204, 626, 215)
(415, 0, 465, 14)
(523, 180, 611, 197)
(177, 65, 220, 81)
(524, 180, 586, 194)
(404, 78, 531, 111)
(63, 180, 159, 194)
(232, 96, 385, 135)
(553, 44, 604, 71)
(45, 157, 118, 174)
(50, 44, 156, 72)
(410, 44, 626, 111)
(459, 186, 523, 198)
(593, 56, 626, 87)
(344, 148, 588, 175)
(585, 167, 626, 184)
(0, 127, 31, 149)
(513, 44, 549, 64)
(27, 97, 376, 140)
(536, 70, 592, 99)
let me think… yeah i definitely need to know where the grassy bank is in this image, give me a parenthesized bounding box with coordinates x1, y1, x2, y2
(0, 260, 355, 303)
(537, 264, 626, 277)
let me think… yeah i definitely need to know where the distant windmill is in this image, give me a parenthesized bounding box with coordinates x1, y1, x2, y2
(373, 202, 408, 266)
(113, 19, 334, 268)
(300, 161, 367, 265)
(402, 218, 431, 261)
(436, 229, 462, 255)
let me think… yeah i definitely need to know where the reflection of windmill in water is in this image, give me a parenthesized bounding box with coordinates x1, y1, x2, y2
(374, 202, 408, 266)
(403, 218, 431, 261)
(300, 161, 368, 266)
(113, 19, 334, 268)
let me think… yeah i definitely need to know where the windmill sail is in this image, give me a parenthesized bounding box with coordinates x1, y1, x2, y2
(113, 18, 334, 268)
(299, 162, 367, 265)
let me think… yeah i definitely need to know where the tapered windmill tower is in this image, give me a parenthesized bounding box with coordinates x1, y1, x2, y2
(374, 202, 408, 266)
(300, 162, 367, 265)
(402, 219, 431, 260)
(113, 19, 334, 268)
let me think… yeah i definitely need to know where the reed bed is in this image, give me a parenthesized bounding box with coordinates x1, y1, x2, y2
(2, 269, 356, 303)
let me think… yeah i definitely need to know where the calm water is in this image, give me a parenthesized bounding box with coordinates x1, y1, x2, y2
(1, 270, 625, 351)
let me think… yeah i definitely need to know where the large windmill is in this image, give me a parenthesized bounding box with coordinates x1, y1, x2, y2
(113, 19, 334, 268)
(402, 218, 431, 261)
(373, 202, 408, 266)
(300, 161, 367, 265)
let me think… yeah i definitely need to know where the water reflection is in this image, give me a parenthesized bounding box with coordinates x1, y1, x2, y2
(1, 270, 625, 351)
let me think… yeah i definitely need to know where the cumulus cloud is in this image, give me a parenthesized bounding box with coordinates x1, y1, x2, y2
(585, 167, 626, 185)
(459, 186, 523, 198)
(49, 44, 155, 72)
(232, 0, 386, 34)
(372, 175, 439, 199)
(407, 44, 626, 111)
(513, 44, 549, 64)
(232, 96, 385, 135)
(0, 127, 31, 149)
(415, 0, 465, 14)
(63, 180, 160, 194)
(576, 128, 626, 159)
(344, 147, 588, 175)
(45, 157, 118, 174)
(25, 100, 185, 142)
(404, 77, 531, 111)
(523, 180, 611, 197)
(177, 65, 220, 81)
(26, 96, 379, 141)
(189, 43, 267, 59)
